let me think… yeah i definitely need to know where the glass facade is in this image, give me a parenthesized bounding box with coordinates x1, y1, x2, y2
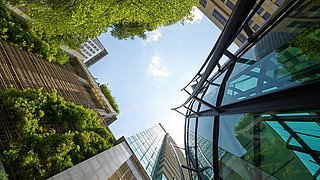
(176, 0, 320, 179)
(127, 124, 166, 176)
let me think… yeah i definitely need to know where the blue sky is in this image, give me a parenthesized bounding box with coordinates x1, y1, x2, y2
(89, 8, 236, 146)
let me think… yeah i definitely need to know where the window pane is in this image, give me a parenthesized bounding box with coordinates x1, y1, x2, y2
(199, 0, 207, 8)
(226, 0, 235, 10)
(223, 23, 320, 105)
(212, 9, 227, 25)
(197, 116, 214, 179)
(262, 12, 271, 20)
(219, 112, 317, 179)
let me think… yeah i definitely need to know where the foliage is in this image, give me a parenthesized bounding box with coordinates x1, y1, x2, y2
(0, 88, 114, 179)
(289, 22, 320, 59)
(234, 114, 311, 179)
(275, 22, 320, 82)
(0, 170, 8, 180)
(99, 84, 119, 114)
(0, 2, 69, 64)
(8, 0, 198, 48)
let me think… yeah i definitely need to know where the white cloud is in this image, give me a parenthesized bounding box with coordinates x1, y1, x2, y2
(185, 7, 203, 24)
(145, 29, 162, 43)
(148, 55, 169, 78)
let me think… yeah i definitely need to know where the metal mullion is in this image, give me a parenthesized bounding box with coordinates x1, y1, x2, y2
(173, 0, 256, 111)
(236, 58, 256, 65)
(182, 88, 191, 95)
(237, 0, 266, 38)
(212, 115, 220, 180)
(174, 109, 186, 117)
(286, 144, 320, 156)
(219, 80, 320, 115)
(193, 97, 220, 113)
(183, 105, 199, 116)
(195, 74, 216, 179)
(314, 168, 320, 179)
(243, 24, 253, 38)
(185, 100, 196, 178)
(194, 105, 201, 179)
(187, 109, 217, 119)
(206, 80, 221, 87)
(274, 116, 320, 165)
(224, 50, 237, 62)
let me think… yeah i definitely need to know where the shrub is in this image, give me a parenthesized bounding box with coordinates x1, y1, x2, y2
(0, 88, 114, 179)
(99, 84, 120, 114)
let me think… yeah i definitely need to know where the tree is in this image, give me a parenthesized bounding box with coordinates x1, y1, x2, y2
(0, 88, 114, 179)
(8, 0, 198, 48)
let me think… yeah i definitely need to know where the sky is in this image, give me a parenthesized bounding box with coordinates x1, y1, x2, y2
(89, 8, 236, 147)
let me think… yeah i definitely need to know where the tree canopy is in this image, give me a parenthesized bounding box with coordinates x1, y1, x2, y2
(0, 88, 114, 179)
(9, 0, 198, 48)
(0, 2, 69, 64)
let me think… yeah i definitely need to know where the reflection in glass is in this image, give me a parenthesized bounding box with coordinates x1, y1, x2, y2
(187, 117, 197, 169)
(218, 112, 319, 179)
(223, 23, 320, 105)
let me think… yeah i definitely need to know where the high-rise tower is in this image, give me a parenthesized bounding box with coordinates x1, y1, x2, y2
(127, 124, 189, 179)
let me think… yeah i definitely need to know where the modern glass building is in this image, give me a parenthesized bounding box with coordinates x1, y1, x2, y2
(127, 124, 189, 179)
(173, 0, 320, 179)
(80, 38, 108, 67)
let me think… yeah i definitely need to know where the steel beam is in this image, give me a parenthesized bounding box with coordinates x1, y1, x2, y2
(220, 81, 320, 115)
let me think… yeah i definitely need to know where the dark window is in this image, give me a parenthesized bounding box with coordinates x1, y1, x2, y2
(237, 33, 246, 43)
(226, 0, 235, 10)
(199, 0, 207, 8)
(212, 9, 227, 25)
(275, 0, 285, 6)
(257, 7, 263, 14)
(287, 21, 314, 28)
(308, 5, 320, 12)
(252, 24, 260, 31)
(248, 19, 253, 25)
(262, 12, 271, 20)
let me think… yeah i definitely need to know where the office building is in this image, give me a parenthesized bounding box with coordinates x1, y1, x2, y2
(174, 0, 320, 179)
(127, 124, 189, 179)
(80, 38, 108, 67)
(0, 39, 116, 146)
(198, 0, 284, 46)
(48, 137, 150, 180)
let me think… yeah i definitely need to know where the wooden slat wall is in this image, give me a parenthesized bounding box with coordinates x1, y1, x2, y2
(0, 40, 97, 146)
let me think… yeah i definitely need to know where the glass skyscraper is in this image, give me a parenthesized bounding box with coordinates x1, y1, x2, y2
(173, 0, 320, 179)
(127, 124, 166, 176)
(127, 124, 189, 179)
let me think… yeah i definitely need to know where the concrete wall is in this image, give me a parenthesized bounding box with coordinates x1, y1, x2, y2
(47, 142, 144, 180)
